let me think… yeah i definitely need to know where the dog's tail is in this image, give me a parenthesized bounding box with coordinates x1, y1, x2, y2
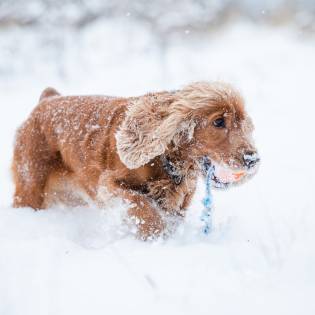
(39, 87, 60, 102)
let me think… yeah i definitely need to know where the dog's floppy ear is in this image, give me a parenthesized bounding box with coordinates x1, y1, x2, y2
(116, 92, 195, 169)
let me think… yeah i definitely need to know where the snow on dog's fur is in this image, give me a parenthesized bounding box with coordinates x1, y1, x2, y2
(12, 82, 259, 239)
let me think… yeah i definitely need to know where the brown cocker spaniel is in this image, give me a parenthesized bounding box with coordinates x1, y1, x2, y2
(12, 82, 259, 239)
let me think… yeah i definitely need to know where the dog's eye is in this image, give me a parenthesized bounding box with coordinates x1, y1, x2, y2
(213, 117, 226, 128)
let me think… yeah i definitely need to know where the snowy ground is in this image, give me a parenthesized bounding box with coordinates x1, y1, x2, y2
(0, 21, 315, 315)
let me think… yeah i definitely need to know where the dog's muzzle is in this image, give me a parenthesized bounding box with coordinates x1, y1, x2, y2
(200, 156, 257, 189)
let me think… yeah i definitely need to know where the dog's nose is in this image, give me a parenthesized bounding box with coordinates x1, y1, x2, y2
(243, 151, 260, 169)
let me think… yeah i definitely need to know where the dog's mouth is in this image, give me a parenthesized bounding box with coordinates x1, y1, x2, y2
(201, 157, 258, 189)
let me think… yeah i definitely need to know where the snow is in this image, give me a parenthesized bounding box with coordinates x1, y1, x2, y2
(1, 21, 315, 314)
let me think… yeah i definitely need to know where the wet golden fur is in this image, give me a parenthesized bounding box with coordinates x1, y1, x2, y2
(12, 82, 257, 239)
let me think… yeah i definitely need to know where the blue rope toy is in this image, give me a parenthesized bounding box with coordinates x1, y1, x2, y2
(201, 163, 215, 235)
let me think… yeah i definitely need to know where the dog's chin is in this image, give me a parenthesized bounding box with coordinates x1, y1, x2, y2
(201, 158, 259, 190)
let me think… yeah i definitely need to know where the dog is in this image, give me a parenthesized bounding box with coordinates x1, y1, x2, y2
(12, 82, 260, 239)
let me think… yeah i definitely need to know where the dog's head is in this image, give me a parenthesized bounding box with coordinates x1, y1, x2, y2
(116, 82, 259, 187)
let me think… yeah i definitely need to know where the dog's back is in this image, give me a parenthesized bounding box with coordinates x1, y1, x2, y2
(12, 88, 128, 209)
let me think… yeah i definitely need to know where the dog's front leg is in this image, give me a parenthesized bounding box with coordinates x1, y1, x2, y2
(98, 171, 165, 240)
